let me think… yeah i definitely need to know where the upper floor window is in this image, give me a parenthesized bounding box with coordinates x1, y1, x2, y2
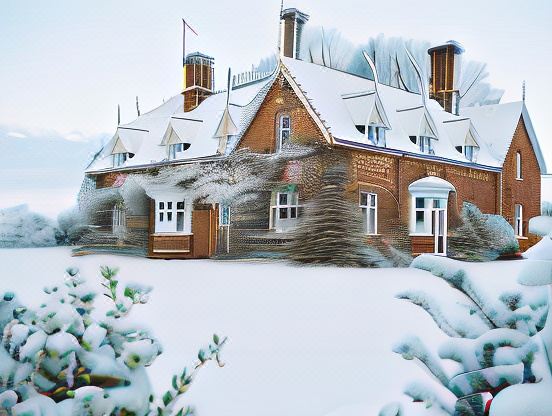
(419, 136, 435, 155)
(277, 115, 291, 152)
(169, 143, 191, 160)
(367, 126, 386, 147)
(360, 192, 378, 235)
(455, 145, 478, 162)
(515, 204, 523, 237)
(113, 152, 129, 167)
(516, 152, 522, 179)
(270, 191, 300, 232)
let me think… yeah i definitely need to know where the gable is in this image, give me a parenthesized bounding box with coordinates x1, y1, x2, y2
(237, 73, 328, 153)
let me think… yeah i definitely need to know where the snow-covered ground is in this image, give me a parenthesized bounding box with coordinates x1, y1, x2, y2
(0, 248, 535, 416)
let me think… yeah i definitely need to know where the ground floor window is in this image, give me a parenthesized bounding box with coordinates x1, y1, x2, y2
(270, 191, 300, 232)
(413, 197, 446, 234)
(155, 198, 188, 233)
(112, 205, 126, 234)
(220, 205, 231, 226)
(515, 204, 523, 237)
(359, 192, 377, 235)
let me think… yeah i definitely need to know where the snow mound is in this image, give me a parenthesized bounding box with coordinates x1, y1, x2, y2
(523, 236, 552, 261)
(529, 216, 552, 237)
(0, 205, 58, 248)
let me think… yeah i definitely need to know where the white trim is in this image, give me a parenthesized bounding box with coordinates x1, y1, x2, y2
(359, 191, 378, 235)
(515, 203, 523, 237)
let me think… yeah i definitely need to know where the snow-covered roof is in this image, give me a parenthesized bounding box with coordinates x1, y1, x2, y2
(281, 57, 543, 170)
(87, 73, 276, 173)
(461, 102, 547, 173)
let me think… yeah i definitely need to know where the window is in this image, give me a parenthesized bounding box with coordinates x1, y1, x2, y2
(368, 125, 377, 144)
(516, 152, 522, 179)
(277, 115, 291, 151)
(360, 192, 377, 235)
(377, 127, 386, 147)
(413, 197, 446, 234)
(270, 191, 300, 232)
(515, 204, 523, 237)
(112, 205, 126, 234)
(113, 153, 128, 167)
(169, 143, 191, 160)
(419, 136, 434, 155)
(155, 199, 187, 233)
(366, 125, 386, 147)
(219, 205, 231, 226)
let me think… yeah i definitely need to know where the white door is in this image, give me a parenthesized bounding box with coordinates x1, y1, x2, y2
(433, 208, 447, 255)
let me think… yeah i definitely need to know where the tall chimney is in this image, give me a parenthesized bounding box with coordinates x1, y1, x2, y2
(428, 40, 464, 114)
(182, 52, 215, 112)
(279, 8, 310, 59)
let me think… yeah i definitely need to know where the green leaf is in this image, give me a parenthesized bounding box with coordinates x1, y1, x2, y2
(175, 410, 183, 416)
(124, 287, 136, 299)
(181, 367, 187, 381)
(162, 391, 173, 407)
(172, 375, 178, 390)
(198, 349, 205, 363)
(213, 334, 220, 345)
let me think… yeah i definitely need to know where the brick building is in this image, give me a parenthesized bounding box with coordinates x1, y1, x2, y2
(81, 8, 547, 259)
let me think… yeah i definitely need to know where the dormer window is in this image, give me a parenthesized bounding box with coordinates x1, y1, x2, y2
(367, 125, 387, 147)
(277, 114, 291, 152)
(455, 145, 478, 162)
(169, 143, 191, 160)
(113, 152, 129, 167)
(419, 136, 434, 155)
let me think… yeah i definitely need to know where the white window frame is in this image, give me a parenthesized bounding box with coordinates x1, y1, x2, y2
(359, 192, 378, 235)
(464, 145, 475, 162)
(515, 204, 523, 237)
(277, 114, 291, 152)
(516, 152, 522, 180)
(113, 152, 128, 167)
(270, 191, 300, 232)
(219, 205, 231, 226)
(154, 197, 190, 234)
(112, 204, 126, 235)
(169, 143, 190, 160)
(367, 125, 387, 147)
(411, 197, 447, 235)
(419, 136, 434, 155)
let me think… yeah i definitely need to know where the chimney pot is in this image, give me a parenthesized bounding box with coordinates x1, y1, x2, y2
(279, 8, 310, 59)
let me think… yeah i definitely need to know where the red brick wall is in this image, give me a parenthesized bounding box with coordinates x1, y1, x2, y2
(502, 117, 542, 249)
(237, 75, 326, 153)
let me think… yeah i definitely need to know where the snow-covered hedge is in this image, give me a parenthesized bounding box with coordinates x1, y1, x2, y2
(0, 205, 58, 248)
(0, 266, 226, 415)
(448, 203, 519, 261)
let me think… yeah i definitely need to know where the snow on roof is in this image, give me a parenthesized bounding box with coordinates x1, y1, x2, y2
(281, 57, 530, 168)
(87, 73, 276, 173)
(408, 176, 456, 195)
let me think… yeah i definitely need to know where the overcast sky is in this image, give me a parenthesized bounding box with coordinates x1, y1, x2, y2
(1, 0, 551, 167)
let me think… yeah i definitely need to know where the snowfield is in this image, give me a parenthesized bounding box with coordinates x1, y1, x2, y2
(0, 248, 541, 416)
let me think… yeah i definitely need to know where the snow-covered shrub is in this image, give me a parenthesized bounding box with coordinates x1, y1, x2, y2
(448, 203, 519, 261)
(529, 216, 552, 237)
(542, 201, 552, 217)
(56, 206, 88, 245)
(0, 266, 226, 415)
(0, 205, 57, 248)
(383, 256, 551, 415)
(285, 163, 389, 267)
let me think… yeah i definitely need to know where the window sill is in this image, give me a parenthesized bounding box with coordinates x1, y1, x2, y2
(516, 236, 528, 240)
(152, 232, 193, 237)
(366, 233, 382, 237)
(515, 178, 523, 181)
(409, 233, 434, 237)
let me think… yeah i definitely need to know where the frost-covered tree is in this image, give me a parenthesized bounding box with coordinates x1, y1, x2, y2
(56, 206, 88, 246)
(542, 201, 552, 217)
(448, 203, 519, 262)
(285, 162, 389, 267)
(0, 205, 58, 248)
(384, 255, 550, 415)
(0, 266, 226, 415)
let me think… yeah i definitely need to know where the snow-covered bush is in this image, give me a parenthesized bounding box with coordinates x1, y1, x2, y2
(542, 201, 552, 217)
(0, 205, 58, 248)
(56, 206, 88, 246)
(448, 203, 519, 261)
(383, 256, 551, 415)
(0, 266, 226, 415)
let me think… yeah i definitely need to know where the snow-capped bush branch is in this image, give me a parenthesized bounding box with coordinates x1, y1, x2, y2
(0, 267, 227, 415)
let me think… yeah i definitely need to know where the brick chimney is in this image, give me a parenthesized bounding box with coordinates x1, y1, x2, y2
(428, 41, 464, 114)
(279, 8, 310, 59)
(182, 52, 215, 112)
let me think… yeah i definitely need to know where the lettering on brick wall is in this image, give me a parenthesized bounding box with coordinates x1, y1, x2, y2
(449, 167, 490, 182)
(355, 154, 394, 182)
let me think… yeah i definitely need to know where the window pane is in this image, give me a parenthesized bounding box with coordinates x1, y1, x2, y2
(177, 201, 185, 210)
(415, 211, 425, 232)
(416, 198, 425, 209)
(159, 212, 164, 222)
(271, 208, 277, 228)
(368, 125, 376, 143)
(281, 130, 290, 143)
(279, 193, 288, 206)
(167, 202, 173, 210)
(167, 212, 173, 222)
(368, 209, 376, 234)
(282, 116, 290, 129)
(369, 194, 376, 207)
(291, 193, 299, 205)
(279, 208, 288, 219)
(159, 202, 165, 210)
(290, 207, 297, 219)
(360, 192, 368, 207)
(177, 212, 184, 231)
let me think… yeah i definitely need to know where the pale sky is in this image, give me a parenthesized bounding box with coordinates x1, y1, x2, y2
(1, 0, 551, 168)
